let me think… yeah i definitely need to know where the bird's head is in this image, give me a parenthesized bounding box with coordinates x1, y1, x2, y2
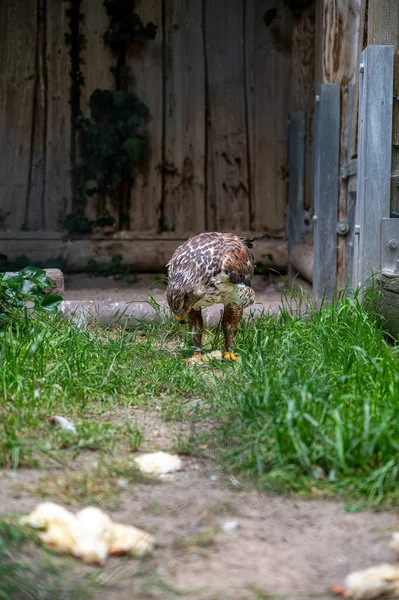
(166, 277, 197, 324)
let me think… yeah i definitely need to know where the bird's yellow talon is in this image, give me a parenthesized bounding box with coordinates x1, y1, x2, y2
(223, 351, 240, 362)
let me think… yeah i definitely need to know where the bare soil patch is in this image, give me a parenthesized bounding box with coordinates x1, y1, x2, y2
(1, 411, 397, 599)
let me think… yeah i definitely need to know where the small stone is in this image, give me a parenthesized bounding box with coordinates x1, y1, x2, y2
(117, 479, 129, 489)
(222, 520, 239, 534)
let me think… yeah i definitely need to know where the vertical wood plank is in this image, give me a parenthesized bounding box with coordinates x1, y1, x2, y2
(128, 0, 163, 233)
(0, 0, 38, 231)
(162, 0, 205, 234)
(315, 0, 362, 289)
(287, 112, 311, 252)
(354, 46, 394, 287)
(44, 0, 72, 230)
(349, 0, 367, 160)
(345, 84, 356, 284)
(289, 1, 315, 212)
(245, 0, 293, 236)
(313, 84, 340, 298)
(367, 0, 399, 214)
(205, 0, 250, 232)
(80, 0, 116, 226)
(25, 0, 46, 231)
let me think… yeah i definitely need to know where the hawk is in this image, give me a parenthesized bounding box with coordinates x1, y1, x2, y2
(166, 232, 256, 362)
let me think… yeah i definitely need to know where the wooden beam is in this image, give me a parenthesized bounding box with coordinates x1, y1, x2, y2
(163, 0, 206, 233)
(368, 0, 399, 214)
(290, 243, 313, 284)
(289, 1, 315, 211)
(0, 237, 288, 272)
(287, 112, 311, 252)
(350, 0, 367, 160)
(353, 46, 394, 287)
(313, 84, 340, 298)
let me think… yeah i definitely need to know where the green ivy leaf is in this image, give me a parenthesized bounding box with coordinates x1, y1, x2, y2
(123, 136, 146, 162)
(39, 294, 63, 313)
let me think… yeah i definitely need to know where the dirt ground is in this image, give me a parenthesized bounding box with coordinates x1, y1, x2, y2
(2, 274, 398, 599)
(63, 273, 286, 306)
(1, 410, 398, 599)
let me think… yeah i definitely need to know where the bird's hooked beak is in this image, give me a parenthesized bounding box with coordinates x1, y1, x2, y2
(174, 308, 191, 324)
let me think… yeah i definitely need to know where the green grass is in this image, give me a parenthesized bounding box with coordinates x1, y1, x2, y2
(214, 291, 399, 505)
(0, 518, 99, 599)
(1, 289, 399, 506)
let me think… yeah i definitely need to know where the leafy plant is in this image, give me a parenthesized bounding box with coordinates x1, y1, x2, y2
(64, 0, 157, 232)
(0, 267, 62, 322)
(87, 254, 136, 280)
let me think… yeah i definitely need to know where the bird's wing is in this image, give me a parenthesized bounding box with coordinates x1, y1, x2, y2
(221, 235, 255, 286)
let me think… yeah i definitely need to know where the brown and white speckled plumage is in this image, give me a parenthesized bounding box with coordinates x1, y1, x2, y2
(166, 232, 256, 362)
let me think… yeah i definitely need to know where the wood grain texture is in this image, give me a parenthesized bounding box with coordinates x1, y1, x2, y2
(205, 0, 250, 232)
(0, 0, 38, 231)
(313, 84, 340, 298)
(377, 276, 399, 339)
(80, 0, 117, 226)
(44, 0, 72, 230)
(245, 0, 293, 236)
(291, 242, 314, 283)
(368, 0, 399, 214)
(315, 0, 362, 289)
(0, 236, 288, 272)
(354, 46, 394, 287)
(289, 1, 315, 211)
(25, 0, 46, 231)
(162, 0, 205, 233)
(350, 0, 367, 160)
(287, 112, 312, 252)
(128, 0, 162, 233)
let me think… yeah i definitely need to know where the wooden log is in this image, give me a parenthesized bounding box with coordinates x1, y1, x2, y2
(290, 243, 313, 284)
(44, 268, 64, 297)
(0, 235, 288, 273)
(59, 299, 286, 330)
(162, 0, 205, 233)
(376, 275, 399, 339)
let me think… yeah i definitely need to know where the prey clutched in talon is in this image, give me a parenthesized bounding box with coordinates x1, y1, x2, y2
(186, 352, 203, 366)
(223, 351, 240, 362)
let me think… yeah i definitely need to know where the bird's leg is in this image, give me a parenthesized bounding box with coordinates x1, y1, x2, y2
(222, 303, 243, 362)
(187, 308, 203, 363)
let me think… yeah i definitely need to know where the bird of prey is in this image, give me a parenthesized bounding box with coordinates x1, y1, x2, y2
(166, 232, 256, 362)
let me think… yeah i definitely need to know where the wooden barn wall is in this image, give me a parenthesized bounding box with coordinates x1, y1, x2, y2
(0, 0, 295, 239)
(0, 0, 72, 232)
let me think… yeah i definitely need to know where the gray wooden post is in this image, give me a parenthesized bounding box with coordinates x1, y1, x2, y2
(313, 84, 341, 299)
(345, 84, 356, 284)
(287, 112, 311, 252)
(353, 45, 394, 288)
